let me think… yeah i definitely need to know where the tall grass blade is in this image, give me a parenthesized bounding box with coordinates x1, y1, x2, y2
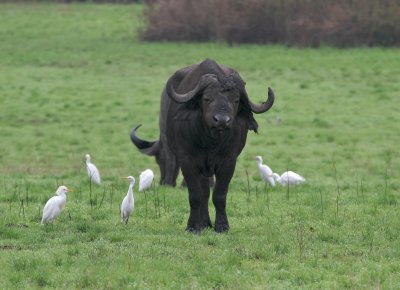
(25, 182, 29, 207)
(98, 184, 106, 209)
(245, 169, 250, 196)
(110, 183, 114, 210)
(332, 159, 340, 217)
(319, 188, 324, 218)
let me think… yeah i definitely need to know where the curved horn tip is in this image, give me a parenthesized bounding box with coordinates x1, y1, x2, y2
(130, 124, 143, 136)
(268, 87, 274, 96)
(132, 124, 142, 131)
(249, 86, 275, 114)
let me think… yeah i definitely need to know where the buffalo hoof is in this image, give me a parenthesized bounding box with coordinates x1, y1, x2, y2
(214, 223, 229, 233)
(201, 222, 212, 230)
(199, 223, 212, 232)
(200, 218, 212, 230)
(186, 221, 212, 234)
(185, 225, 201, 234)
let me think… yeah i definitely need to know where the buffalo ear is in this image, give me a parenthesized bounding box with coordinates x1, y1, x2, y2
(238, 102, 259, 132)
(247, 114, 259, 132)
(238, 90, 259, 132)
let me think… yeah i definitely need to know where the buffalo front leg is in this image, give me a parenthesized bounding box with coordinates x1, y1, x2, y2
(180, 163, 209, 233)
(199, 176, 212, 230)
(213, 161, 236, 233)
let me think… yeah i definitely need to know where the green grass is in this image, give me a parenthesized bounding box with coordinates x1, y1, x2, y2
(1, 3, 400, 289)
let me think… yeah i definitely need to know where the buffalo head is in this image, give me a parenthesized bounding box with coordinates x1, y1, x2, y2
(166, 69, 275, 137)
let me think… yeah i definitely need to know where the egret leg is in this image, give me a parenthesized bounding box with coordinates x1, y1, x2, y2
(286, 182, 290, 200)
(144, 190, 148, 220)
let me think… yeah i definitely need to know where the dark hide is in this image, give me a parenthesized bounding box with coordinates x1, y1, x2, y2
(130, 59, 274, 232)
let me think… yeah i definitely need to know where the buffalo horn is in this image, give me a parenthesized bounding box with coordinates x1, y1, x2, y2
(249, 87, 275, 114)
(167, 74, 217, 103)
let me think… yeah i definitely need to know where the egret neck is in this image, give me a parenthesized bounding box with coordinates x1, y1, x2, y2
(256, 156, 263, 167)
(272, 173, 281, 184)
(127, 180, 135, 201)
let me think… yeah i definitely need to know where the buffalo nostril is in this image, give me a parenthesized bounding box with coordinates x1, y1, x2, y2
(213, 114, 231, 125)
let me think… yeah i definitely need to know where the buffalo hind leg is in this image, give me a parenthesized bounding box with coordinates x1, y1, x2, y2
(159, 149, 179, 187)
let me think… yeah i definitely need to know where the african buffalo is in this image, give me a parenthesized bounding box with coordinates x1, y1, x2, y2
(131, 59, 274, 232)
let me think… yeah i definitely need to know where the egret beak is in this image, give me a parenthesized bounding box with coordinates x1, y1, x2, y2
(121, 177, 129, 180)
(67, 188, 74, 192)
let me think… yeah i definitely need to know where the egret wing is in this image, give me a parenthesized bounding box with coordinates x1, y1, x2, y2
(260, 165, 275, 186)
(139, 170, 154, 192)
(121, 196, 132, 223)
(290, 171, 305, 182)
(87, 163, 101, 184)
(42, 196, 61, 223)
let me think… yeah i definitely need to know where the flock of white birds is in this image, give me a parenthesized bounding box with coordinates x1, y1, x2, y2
(41, 154, 154, 225)
(41, 154, 304, 225)
(255, 155, 305, 187)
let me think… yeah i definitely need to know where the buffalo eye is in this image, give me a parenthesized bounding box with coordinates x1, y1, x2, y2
(202, 97, 212, 103)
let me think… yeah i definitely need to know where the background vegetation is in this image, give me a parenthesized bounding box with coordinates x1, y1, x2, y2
(0, 2, 399, 289)
(142, 0, 400, 47)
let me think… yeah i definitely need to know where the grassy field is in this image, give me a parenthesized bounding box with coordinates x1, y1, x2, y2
(1, 3, 400, 289)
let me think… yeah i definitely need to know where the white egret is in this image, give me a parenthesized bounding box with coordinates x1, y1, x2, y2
(121, 176, 135, 224)
(255, 156, 275, 187)
(272, 171, 305, 186)
(41, 186, 73, 224)
(85, 153, 101, 185)
(139, 169, 154, 192)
